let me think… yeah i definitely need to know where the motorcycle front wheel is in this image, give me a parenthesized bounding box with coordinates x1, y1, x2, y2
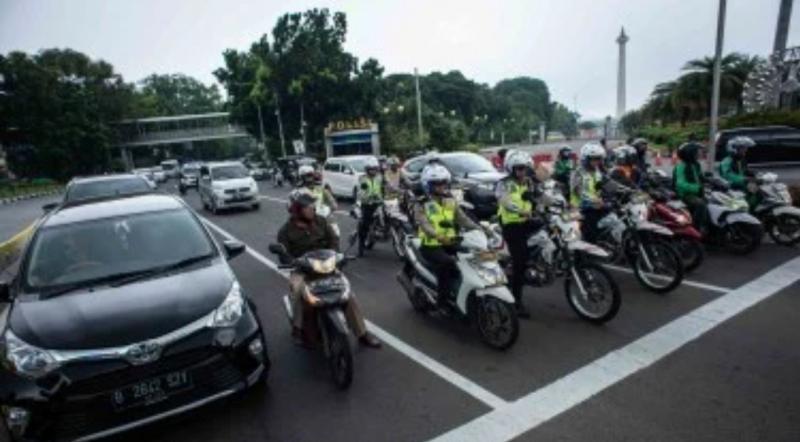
(673, 236, 705, 272)
(328, 329, 353, 389)
(475, 297, 519, 350)
(768, 213, 800, 246)
(564, 261, 621, 323)
(633, 240, 684, 294)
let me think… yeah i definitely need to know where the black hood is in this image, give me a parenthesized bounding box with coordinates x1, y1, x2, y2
(10, 260, 233, 350)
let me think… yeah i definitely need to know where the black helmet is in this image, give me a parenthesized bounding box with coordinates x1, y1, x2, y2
(677, 142, 701, 162)
(558, 146, 572, 160)
(632, 138, 648, 151)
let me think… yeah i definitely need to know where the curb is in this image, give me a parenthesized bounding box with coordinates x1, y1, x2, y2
(0, 188, 63, 206)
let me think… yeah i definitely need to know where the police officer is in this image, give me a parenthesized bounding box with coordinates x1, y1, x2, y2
(357, 156, 384, 256)
(571, 143, 608, 242)
(383, 156, 402, 199)
(298, 164, 338, 213)
(496, 149, 539, 318)
(415, 163, 479, 308)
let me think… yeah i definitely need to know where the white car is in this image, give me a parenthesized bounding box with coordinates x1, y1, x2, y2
(198, 161, 260, 213)
(161, 159, 180, 179)
(322, 155, 377, 200)
(150, 166, 167, 183)
(132, 168, 157, 189)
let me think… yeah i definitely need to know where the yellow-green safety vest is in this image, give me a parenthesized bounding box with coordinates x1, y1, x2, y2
(498, 181, 533, 225)
(362, 176, 382, 199)
(419, 199, 457, 247)
(570, 171, 599, 207)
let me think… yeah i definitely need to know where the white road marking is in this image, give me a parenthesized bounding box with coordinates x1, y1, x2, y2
(429, 256, 800, 442)
(603, 264, 732, 294)
(200, 216, 508, 410)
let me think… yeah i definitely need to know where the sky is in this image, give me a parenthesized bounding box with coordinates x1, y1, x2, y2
(1, 0, 798, 119)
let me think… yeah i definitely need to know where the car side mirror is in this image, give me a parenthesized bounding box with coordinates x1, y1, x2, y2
(223, 240, 246, 260)
(0, 281, 10, 303)
(42, 202, 58, 212)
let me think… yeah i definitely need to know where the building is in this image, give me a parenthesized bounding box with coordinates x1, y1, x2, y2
(324, 118, 380, 157)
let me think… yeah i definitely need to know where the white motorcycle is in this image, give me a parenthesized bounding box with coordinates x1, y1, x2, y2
(751, 172, 800, 246)
(498, 181, 621, 323)
(397, 228, 519, 350)
(704, 176, 764, 255)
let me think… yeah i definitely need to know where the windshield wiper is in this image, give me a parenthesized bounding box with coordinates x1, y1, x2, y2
(109, 254, 214, 287)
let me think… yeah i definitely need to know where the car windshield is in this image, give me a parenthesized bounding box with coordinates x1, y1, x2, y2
(211, 165, 249, 180)
(25, 209, 215, 293)
(65, 177, 151, 202)
(183, 166, 200, 175)
(161, 163, 176, 171)
(440, 154, 496, 176)
(348, 158, 373, 172)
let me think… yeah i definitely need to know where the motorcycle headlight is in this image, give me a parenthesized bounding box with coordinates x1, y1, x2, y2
(674, 214, 689, 225)
(207, 282, 245, 328)
(469, 260, 507, 285)
(310, 256, 337, 274)
(1, 330, 60, 379)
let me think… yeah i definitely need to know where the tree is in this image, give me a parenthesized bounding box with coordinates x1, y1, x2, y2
(578, 121, 597, 131)
(0, 49, 137, 180)
(548, 102, 579, 139)
(139, 73, 222, 115)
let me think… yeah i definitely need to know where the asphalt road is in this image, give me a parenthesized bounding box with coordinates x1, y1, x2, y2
(1, 181, 799, 442)
(0, 195, 60, 243)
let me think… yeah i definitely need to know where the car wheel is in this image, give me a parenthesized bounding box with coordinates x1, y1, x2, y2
(252, 203, 260, 211)
(352, 187, 358, 202)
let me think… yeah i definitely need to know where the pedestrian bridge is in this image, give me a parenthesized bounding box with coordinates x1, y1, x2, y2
(116, 112, 249, 147)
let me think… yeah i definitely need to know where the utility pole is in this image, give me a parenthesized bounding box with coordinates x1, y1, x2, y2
(414, 68, 424, 150)
(707, 0, 727, 172)
(774, 0, 794, 54)
(275, 105, 286, 157)
(256, 104, 268, 160)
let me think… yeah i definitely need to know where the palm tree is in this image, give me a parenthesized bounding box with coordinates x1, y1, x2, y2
(678, 53, 760, 116)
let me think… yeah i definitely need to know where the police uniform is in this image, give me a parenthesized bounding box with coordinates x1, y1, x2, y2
(496, 177, 537, 304)
(571, 168, 606, 242)
(415, 195, 479, 305)
(357, 174, 384, 253)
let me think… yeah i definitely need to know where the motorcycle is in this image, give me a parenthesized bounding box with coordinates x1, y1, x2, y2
(596, 182, 685, 294)
(750, 172, 800, 246)
(704, 175, 764, 255)
(272, 168, 285, 188)
(316, 202, 340, 238)
(499, 181, 621, 323)
(396, 228, 519, 350)
(268, 245, 356, 389)
(384, 197, 414, 259)
(647, 191, 705, 273)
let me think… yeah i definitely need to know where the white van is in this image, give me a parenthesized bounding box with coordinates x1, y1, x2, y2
(321, 155, 377, 200)
(198, 162, 260, 214)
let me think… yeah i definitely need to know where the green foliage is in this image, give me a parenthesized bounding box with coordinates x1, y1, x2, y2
(722, 109, 800, 129)
(579, 121, 597, 130)
(138, 73, 222, 115)
(549, 102, 578, 139)
(0, 49, 138, 180)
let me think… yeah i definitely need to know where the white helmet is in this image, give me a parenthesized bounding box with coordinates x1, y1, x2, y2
(727, 136, 755, 155)
(504, 149, 531, 174)
(364, 156, 380, 170)
(298, 164, 315, 177)
(580, 143, 606, 162)
(421, 163, 451, 194)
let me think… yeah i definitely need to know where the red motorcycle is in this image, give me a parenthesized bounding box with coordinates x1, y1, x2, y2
(647, 189, 705, 272)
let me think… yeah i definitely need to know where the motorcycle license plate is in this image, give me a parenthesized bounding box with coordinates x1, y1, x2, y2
(111, 370, 193, 411)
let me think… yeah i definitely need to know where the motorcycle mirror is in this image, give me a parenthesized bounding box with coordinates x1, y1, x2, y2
(268, 243, 287, 256)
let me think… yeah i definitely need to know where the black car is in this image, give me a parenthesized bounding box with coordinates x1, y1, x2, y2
(0, 194, 268, 441)
(714, 125, 800, 167)
(401, 152, 504, 220)
(44, 174, 155, 213)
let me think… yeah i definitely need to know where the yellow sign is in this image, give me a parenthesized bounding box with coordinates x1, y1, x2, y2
(327, 118, 372, 132)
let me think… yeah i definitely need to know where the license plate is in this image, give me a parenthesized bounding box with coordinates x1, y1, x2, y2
(111, 370, 193, 411)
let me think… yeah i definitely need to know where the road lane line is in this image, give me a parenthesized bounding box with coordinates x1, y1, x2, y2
(200, 216, 508, 410)
(603, 264, 732, 294)
(429, 256, 800, 442)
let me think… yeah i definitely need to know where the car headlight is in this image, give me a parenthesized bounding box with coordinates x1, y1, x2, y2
(1, 330, 60, 379)
(207, 282, 244, 328)
(469, 260, 507, 285)
(476, 182, 494, 191)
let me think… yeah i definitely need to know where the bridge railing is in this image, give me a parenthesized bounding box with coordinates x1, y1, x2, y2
(119, 125, 249, 146)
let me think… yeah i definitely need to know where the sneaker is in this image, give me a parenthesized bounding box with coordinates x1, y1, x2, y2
(359, 333, 382, 348)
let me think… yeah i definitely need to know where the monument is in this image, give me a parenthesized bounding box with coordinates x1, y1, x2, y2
(616, 27, 629, 121)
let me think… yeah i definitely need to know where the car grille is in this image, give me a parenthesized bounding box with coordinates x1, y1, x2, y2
(45, 349, 244, 439)
(224, 189, 236, 195)
(238, 187, 251, 192)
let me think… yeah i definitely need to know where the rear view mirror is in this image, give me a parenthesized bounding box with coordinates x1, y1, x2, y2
(42, 203, 58, 213)
(223, 240, 246, 260)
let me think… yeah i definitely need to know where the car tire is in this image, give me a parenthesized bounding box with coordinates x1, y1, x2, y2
(352, 187, 358, 202)
(252, 203, 260, 211)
